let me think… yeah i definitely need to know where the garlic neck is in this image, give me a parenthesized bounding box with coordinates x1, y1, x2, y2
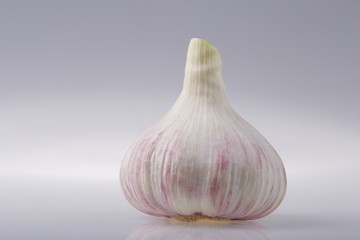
(180, 38, 229, 106)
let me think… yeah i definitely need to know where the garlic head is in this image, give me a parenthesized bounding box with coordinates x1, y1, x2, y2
(120, 38, 286, 220)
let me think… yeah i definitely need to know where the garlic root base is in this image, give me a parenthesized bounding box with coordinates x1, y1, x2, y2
(170, 213, 233, 222)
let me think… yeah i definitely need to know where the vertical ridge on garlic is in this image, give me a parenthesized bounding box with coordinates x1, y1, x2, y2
(120, 38, 286, 220)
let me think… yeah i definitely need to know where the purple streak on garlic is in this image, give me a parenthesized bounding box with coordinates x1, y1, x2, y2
(120, 38, 286, 220)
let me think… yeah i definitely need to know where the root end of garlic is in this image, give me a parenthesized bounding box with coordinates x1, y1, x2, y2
(170, 213, 231, 223)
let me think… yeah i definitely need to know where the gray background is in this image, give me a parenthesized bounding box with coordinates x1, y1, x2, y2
(1, 0, 359, 239)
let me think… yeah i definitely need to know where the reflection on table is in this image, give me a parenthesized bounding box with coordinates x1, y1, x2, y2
(126, 218, 277, 240)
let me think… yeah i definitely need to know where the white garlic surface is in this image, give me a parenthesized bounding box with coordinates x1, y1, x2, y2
(120, 38, 286, 220)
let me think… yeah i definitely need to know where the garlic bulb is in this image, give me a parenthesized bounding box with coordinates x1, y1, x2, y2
(120, 38, 286, 220)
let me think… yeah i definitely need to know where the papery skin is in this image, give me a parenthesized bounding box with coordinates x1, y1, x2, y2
(120, 38, 286, 220)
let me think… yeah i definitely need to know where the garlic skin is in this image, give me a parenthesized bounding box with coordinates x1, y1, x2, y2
(120, 38, 286, 220)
